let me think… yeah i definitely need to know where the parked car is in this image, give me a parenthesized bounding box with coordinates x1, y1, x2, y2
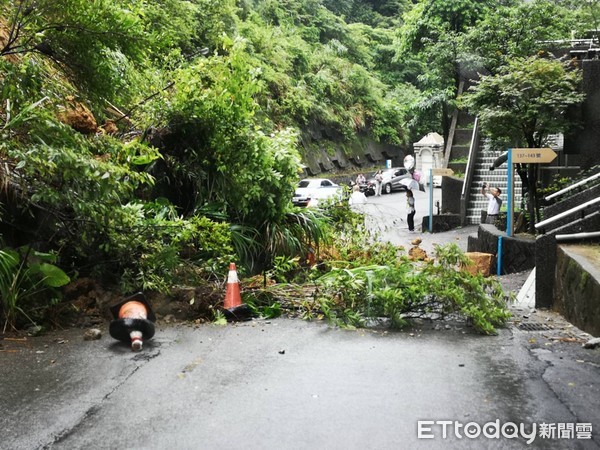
(292, 178, 343, 207)
(420, 170, 442, 188)
(365, 167, 413, 195)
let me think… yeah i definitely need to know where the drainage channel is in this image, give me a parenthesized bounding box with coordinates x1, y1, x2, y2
(514, 322, 555, 332)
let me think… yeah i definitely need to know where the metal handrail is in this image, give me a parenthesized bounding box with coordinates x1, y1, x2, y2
(544, 172, 600, 201)
(535, 197, 600, 230)
(461, 117, 479, 198)
(556, 231, 600, 242)
(443, 80, 464, 168)
(459, 117, 480, 225)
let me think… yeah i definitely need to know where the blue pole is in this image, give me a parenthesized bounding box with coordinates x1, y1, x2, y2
(429, 168, 433, 233)
(507, 148, 513, 237)
(497, 236, 503, 275)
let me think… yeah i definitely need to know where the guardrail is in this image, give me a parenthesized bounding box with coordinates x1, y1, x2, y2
(461, 117, 479, 199)
(535, 197, 600, 231)
(555, 231, 600, 242)
(544, 172, 600, 201)
(460, 117, 480, 225)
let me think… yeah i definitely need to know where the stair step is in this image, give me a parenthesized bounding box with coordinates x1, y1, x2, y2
(453, 129, 473, 144)
(450, 145, 470, 159)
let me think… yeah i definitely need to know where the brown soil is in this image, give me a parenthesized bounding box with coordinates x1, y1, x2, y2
(50, 278, 225, 330)
(58, 97, 98, 134)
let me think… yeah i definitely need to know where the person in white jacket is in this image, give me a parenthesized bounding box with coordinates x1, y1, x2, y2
(349, 184, 367, 211)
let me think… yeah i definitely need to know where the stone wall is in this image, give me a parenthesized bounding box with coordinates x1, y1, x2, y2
(535, 212, 600, 308)
(467, 224, 536, 275)
(421, 214, 461, 233)
(441, 176, 463, 214)
(555, 245, 600, 336)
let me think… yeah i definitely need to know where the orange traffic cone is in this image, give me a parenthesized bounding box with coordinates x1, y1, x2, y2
(224, 263, 242, 309)
(222, 263, 252, 321)
(109, 293, 156, 351)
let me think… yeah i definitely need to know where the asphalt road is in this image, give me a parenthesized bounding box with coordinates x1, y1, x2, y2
(360, 186, 477, 255)
(1, 317, 599, 449)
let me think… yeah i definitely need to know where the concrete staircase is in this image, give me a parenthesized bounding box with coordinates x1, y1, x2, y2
(465, 149, 523, 225)
(442, 86, 525, 225)
(444, 108, 523, 225)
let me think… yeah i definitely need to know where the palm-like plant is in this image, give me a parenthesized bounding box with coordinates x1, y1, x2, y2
(230, 208, 331, 274)
(0, 248, 70, 332)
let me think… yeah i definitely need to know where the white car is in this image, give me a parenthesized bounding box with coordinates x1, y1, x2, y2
(292, 178, 343, 207)
(417, 170, 441, 187)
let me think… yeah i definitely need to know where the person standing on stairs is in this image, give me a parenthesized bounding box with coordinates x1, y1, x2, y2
(481, 182, 502, 224)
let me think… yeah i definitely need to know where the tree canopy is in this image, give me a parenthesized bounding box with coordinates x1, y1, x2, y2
(460, 55, 584, 149)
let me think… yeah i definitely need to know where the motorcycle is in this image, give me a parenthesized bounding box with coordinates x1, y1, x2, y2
(349, 179, 375, 197)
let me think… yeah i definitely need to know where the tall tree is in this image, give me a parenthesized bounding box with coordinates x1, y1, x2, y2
(465, 0, 576, 75)
(396, 0, 496, 141)
(460, 55, 584, 232)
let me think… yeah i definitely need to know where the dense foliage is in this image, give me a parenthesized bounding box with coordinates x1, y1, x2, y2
(0, 0, 597, 330)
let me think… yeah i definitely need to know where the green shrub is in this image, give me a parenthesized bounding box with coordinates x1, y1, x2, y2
(0, 248, 70, 332)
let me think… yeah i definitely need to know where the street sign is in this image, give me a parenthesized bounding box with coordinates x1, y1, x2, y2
(511, 148, 557, 164)
(431, 168, 454, 176)
(505, 147, 558, 237)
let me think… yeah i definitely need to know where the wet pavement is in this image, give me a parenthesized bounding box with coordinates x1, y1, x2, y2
(1, 315, 599, 449)
(360, 186, 477, 255)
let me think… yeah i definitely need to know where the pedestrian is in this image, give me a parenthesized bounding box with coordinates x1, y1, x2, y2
(406, 189, 416, 232)
(356, 173, 366, 185)
(349, 184, 367, 211)
(481, 182, 502, 224)
(374, 170, 383, 196)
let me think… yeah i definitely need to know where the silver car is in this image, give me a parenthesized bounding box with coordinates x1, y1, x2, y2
(367, 168, 412, 195)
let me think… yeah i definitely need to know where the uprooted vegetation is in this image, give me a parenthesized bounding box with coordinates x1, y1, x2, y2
(242, 208, 512, 335)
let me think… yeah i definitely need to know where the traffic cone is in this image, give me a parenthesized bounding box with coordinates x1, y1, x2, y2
(224, 263, 242, 309)
(109, 293, 156, 352)
(223, 263, 252, 321)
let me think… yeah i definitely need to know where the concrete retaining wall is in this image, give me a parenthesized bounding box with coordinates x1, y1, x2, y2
(441, 176, 463, 214)
(467, 224, 536, 275)
(300, 132, 405, 176)
(535, 212, 600, 308)
(555, 245, 600, 337)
